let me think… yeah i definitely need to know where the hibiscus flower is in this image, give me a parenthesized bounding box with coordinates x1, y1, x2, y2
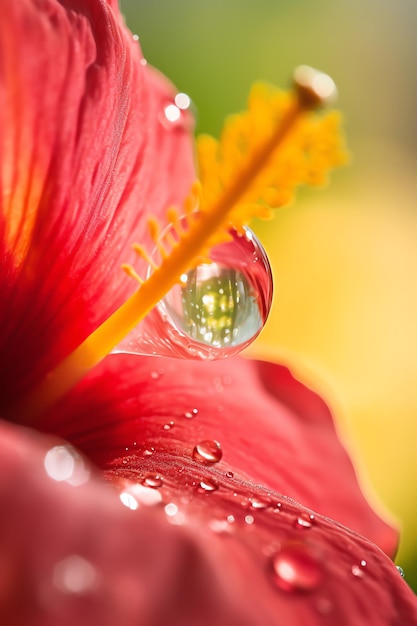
(1, 1, 416, 625)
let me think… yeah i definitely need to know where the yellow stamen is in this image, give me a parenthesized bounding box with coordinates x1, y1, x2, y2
(14, 67, 347, 420)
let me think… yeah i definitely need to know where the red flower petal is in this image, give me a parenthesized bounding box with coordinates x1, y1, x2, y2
(38, 354, 397, 557)
(1, 420, 416, 626)
(0, 0, 195, 408)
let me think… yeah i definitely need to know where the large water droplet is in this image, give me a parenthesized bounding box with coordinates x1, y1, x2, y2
(271, 542, 324, 593)
(115, 227, 272, 361)
(163, 228, 272, 352)
(192, 440, 223, 464)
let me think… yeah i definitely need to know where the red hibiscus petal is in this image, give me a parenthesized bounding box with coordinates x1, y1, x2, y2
(38, 354, 398, 557)
(0, 0, 195, 408)
(1, 420, 416, 626)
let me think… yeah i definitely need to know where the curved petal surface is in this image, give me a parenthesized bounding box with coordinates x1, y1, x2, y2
(0, 0, 195, 408)
(38, 353, 398, 556)
(1, 420, 416, 626)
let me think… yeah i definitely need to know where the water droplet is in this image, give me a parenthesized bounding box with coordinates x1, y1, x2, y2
(245, 514, 255, 525)
(143, 474, 163, 489)
(271, 542, 324, 593)
(250, 497, 270, 509)
(192, 440, 223, 464)
(132, 34, 139, 42)
(227, 515, 235, 524)
(53, 555, 97, 594)
(197, 479, 219, 493)
(160, 227, 273, 357)
(295, 513, 315, 529)
(226, 471, 234, 479)
(121, 482, 162, 506)
(44, 445, 90, 486)
(143, 447, 155, 457)
(396, 565, 405, 578)
(184, 408, 198, 419)
(163, 421, 175, 431)
(351, 564, 365, 578)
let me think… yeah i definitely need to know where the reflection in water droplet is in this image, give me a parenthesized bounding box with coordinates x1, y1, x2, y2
(44, 446, 90, 486)
(53, 555, 97, 594)
(295, 513, 315, 529)
(396, 565, 405, 578)
(272, 542, 324, 593)
(197, 479, 219, 493)
(193, 440, 223, 464)
(143, 474, 163, 489)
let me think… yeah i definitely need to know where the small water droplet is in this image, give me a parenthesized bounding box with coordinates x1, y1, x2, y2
(184, 408, 199, 419)
(159, 227, 273, 357)
(163, 421, 175, 431)
(197, 479, 218, 493)
(396, 565, 405, 578)
(139, 58, 148, 66)
(164, 503, 178, 517)
(351, 564, 365, 578)
(132, 34, 139, 42)
(226, 471, 234, 479)
(143, 474, 163, 489)
(227, 515, 235, 524)
(143, 447, 155, 457)
(271, 542, 324, 593)
(250, 497, 270, 509)
(245, 514, 255, 525)
(150, 370, 160, 380)
(192, 440, 223, 464)
(295, 513, 315, 529)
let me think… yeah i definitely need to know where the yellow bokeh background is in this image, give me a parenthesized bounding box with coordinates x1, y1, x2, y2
(122, 0, 417, 588)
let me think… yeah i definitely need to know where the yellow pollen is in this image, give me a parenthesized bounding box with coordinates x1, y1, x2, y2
(14, 67, 347, 421)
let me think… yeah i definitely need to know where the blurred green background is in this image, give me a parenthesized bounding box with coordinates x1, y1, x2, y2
(121, 0, 417, 590)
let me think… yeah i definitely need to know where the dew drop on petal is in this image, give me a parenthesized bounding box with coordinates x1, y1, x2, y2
(396, 565, 405, 578)
(159, 227, 273, 358)
(271, 542, 324, 593)
(250, 497, 270, 510)
(192, 440, 223, 464)
(184, 408, 198, 419)
(226, 471, 234, 479)
(143, 474, 163, 489)
(197, 479, 219, 493)
(351, 564, 365, 578)
(295, 513, 315, 529)
(245, 515, 255, 525)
